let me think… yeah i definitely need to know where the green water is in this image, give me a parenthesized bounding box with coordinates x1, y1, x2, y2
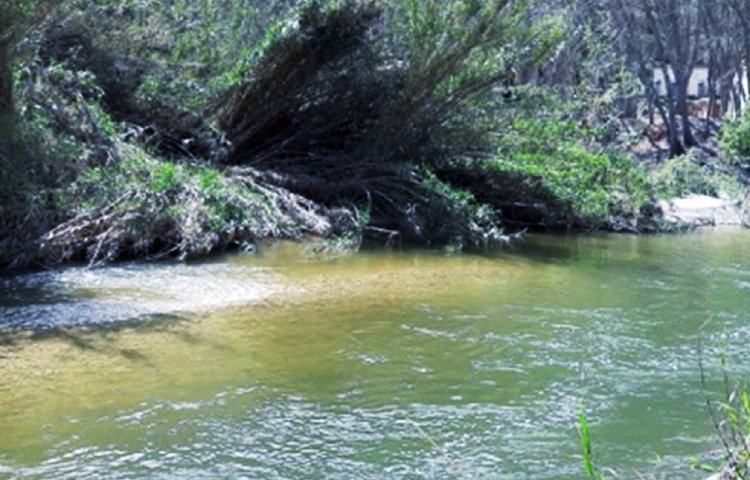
(1, 231, 750, 479)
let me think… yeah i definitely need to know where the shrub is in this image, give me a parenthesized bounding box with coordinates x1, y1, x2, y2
(488, 115, 653, 230)
(721, 109, 750, 164)
(0, 109, 83, 268)
(213, 0, 553, 246)
(652, 151, 743, 200)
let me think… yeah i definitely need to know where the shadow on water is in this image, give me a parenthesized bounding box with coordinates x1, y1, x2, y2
(0, 271, 74, 311)
(0, 312, 204, 366)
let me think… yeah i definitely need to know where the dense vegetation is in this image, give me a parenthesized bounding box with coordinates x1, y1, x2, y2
(0, 0, 749, 269)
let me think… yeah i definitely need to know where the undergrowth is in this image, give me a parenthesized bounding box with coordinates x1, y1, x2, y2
(490, 109, 654, 230)
(43, 141, 349, 266)
(652, 151, 744, 200)
(2, 0, 740, 269)
(1, 34, 356, 268)
(698, 354, 750, 480)
(721, 108, 750, 166)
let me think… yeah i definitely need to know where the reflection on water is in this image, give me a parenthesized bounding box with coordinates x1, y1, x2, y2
(1, 230, 750, 479)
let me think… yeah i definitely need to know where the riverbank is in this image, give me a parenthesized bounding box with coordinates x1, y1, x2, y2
(2, 1, 750, 271)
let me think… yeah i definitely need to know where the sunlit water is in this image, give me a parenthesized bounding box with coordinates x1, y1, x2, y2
(1, 230, 750, 479)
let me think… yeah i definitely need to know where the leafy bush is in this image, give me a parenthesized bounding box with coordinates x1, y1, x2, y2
(652, 152, 743, 200)
(414, 169, 508, 248)
(0, 103, 84, 268)
(213, 0, 554, 245)
(721, 109, 750, 164)
(489, 115, 653, 229)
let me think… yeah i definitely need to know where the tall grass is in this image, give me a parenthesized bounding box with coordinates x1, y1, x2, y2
(700, 353, 750, 479)
(578, 410, 607, 480)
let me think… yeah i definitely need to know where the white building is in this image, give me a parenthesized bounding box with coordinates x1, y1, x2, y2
(651, 65, 750, 117)
(652, 66, 710, 98)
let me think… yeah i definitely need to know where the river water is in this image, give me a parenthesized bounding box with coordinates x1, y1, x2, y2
(1, 231, 749, 479)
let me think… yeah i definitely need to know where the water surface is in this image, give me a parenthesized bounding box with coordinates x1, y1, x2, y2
(1, 231, 750, 479)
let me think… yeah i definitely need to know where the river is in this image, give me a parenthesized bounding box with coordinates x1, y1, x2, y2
(1, 230, 749, 479)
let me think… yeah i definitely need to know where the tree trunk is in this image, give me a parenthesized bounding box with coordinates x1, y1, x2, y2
(656, 97, 684, 157)
(648, 88, 655, 125)
(705, 66, 715, 136)
(675, 78, 696, 147)
(734, 84, 743, 118)
(659, 65, 684, 157)
(0, 39, 12, 116)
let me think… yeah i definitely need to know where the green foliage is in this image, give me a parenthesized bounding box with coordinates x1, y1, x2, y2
(213, 0, 557, 245)
(6, 0, 739, 267)
(210, 18, 288, 94)
(0, 1, 49, 45)
(50, 141, 345, 265)
(0, 109, 82, 266)
(152, 162, 180, 192)
(490, 113, 653, 228)
(578, 411, 606, 480)
(392, 0, 558, 131)
(721, 109, 750, 164)
(699, 355, 750, 479)
(652, 152, 744, 200)
(0, 0, 64, 114)
(200, 169, 223, 192)
(65, 0, 298, 110)
(88, 102, 116, 136)
(418, 169, 507, 249)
